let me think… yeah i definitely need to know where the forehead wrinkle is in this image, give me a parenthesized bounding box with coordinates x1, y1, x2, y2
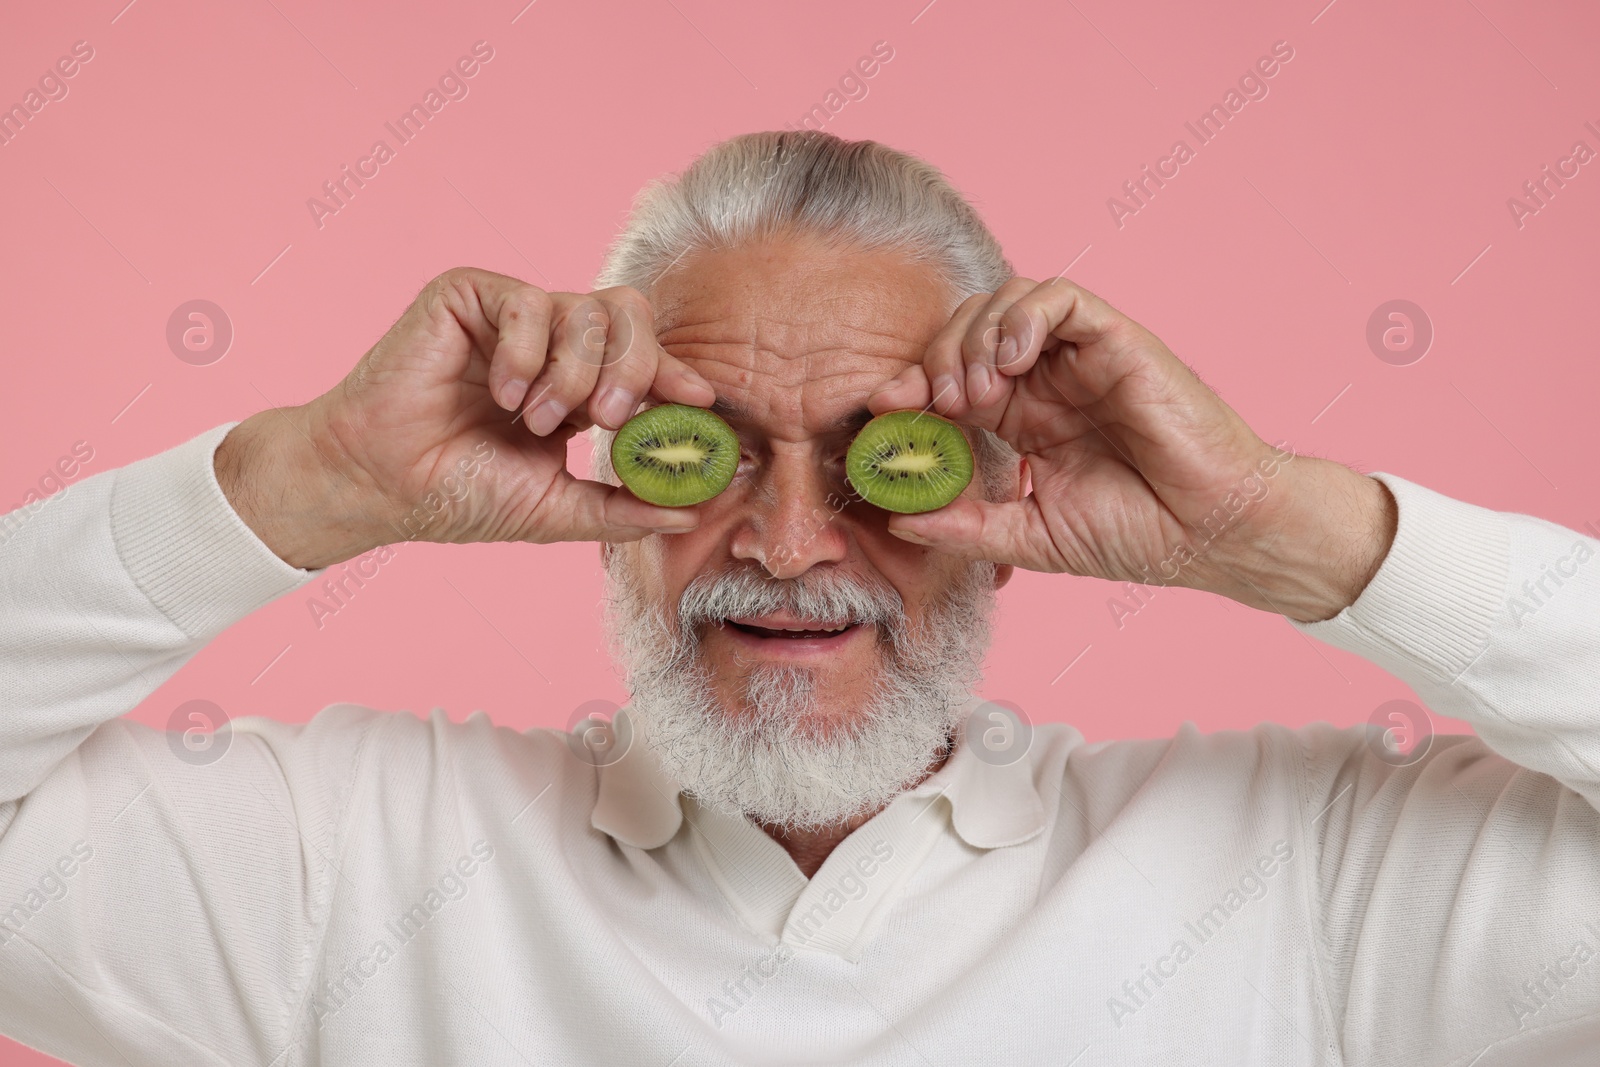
(650, 242, 951, 437)
(664, 324, 919, 440)
(658, 272, 934, 361)
(693, 355, 897, 440)
(665, 303, 923, 373)
(660, 316, 926, 366)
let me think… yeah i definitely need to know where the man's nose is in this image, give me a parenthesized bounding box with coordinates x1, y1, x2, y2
(728, 455, 850, 579)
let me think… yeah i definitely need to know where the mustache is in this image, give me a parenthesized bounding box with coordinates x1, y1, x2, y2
(677, 565, 905, 633)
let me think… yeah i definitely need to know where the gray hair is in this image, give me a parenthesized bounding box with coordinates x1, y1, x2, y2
(589, 130, 1018, 501)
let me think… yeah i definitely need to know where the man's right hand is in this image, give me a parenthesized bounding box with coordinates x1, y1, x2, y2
(214, 267, 715, 570)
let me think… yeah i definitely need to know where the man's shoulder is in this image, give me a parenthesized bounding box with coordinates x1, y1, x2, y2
(1062, 718, 1478, 766)
(238, 705, 614, 853)
(1052, 718, 1495, 816)
(228, 703, 595, 805)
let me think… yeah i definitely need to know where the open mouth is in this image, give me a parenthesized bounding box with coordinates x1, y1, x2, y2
(720, 614, 867, 648)
(726, 620, 858, 640)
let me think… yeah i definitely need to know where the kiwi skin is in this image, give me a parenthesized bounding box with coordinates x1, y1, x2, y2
(611, 403, 740, 507)
(846, 410, 974, 514)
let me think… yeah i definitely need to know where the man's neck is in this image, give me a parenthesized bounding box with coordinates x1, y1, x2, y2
(753, 745, 952, 879)
(755, 813, 877, 879)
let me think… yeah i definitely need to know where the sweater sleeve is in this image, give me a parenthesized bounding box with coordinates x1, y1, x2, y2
(1289, 473, 1600, 1064)
(0, 424, 381, 1066)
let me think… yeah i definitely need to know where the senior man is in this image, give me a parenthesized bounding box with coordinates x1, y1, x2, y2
(1, 130, 1597, 1066)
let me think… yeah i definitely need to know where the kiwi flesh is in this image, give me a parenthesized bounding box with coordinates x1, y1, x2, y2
(847, 410, 974, 513)
(612, 404, 739, 507)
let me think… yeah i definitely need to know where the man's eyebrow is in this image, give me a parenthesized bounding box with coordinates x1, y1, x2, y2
(708, 399, 874, 435)
(825, 407, 875, 434)
(709, 397, 753, 422)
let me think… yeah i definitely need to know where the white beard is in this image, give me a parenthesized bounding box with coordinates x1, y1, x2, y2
(602, 556, 998, 831)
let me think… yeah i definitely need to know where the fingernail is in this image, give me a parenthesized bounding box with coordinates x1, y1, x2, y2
(597, 387, 633, 428)
(967, 363, 994, 404)
(527, 399, 567, 436)
(499, 378, 528, 411)
(688, 372, 716, 396)
(891, 527, 932, 545)
(931, 375, 959, 410)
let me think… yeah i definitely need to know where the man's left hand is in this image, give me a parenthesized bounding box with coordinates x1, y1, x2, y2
(867, 276, 1397, 623)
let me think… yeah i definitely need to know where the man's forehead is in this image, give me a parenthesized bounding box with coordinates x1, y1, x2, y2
(649, 238, 952, 430)
(653, 238, 950, 339)
(658, 322, 913, 434)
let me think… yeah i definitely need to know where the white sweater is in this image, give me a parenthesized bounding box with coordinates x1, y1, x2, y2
(1, 422, 1597, 1067)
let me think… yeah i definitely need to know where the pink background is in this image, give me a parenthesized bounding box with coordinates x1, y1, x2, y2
(3, 1, 1598, 1061)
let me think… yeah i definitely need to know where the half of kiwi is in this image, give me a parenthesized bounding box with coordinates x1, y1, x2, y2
(846, 410, 974, 513)
(611, 403, 739, 507)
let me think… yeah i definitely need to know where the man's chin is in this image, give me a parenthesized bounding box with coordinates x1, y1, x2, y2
(709, 694, 875, 744)
(628, 662, 962, 830)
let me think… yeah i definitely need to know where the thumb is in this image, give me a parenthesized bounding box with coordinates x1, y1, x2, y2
(867, 363, 931, 414)
(539, 472, 702, 543)
(886, 496, 1057, 571)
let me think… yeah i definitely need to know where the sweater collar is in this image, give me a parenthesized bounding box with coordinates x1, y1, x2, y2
(590, 695, 1049, 851)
